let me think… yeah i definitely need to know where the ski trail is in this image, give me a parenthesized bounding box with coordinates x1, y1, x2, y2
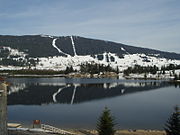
(102, 52, 108, 63)
(102, 52, 106, 62)
(52, 38, 69, 56)
(71, 85, 77, 104)
(121, 47, 126, 51)
(53, 86, 68, 102)
(107, 53, 111, 62)
(121, 47, 130, 55)
(70, 36, 77, 56)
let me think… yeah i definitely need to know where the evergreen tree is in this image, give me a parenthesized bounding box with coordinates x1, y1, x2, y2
(116, 66, 119, 74)
(144, 73, 147, 79)
(172, 70, 175, 75)
(97, 107, 116, 135)
(69, 66, 74, 72)
(164, 106, 180, 135)
(163, 70, 166, 74)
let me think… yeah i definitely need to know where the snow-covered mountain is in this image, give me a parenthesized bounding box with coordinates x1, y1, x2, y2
(0, 35, 180, 71)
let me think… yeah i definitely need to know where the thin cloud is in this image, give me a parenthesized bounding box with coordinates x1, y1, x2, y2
(0, 0, 179, 53)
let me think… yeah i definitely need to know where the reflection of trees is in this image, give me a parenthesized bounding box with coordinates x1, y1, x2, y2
(8, 83, 26, 95)
(80, 84, 104, 88)
(168, 81, 180, 88)
(8, 84, 61, 105)
(8, 81, 170, 105)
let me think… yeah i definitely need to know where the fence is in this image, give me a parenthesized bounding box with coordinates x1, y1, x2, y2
(41, 124, 76, 135)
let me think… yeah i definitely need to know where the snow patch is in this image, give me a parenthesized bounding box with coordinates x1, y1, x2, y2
(40, 34, 53, 38)
(52, 38, 69, 56)
(1, 49, 180, 74)
(2, 47, 27, 57)
(70, 36, 77, 56)
(121, 47, 126, 51)
(121, 47, 130, 54)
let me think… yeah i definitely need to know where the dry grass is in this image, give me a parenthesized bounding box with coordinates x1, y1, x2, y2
(115, 130, 166, 135)
(76, 129, 166, 135)
(8, 129, 166, 135)
(8, 130, 58, 135)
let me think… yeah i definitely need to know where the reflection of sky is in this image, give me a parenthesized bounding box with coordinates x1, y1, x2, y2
(7, 77, 163, 84)
(8, 86, 180, 129)
(1, 0, 180, 52)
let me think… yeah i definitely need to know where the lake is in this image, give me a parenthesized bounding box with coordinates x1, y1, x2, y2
(6, 77, 180, 130)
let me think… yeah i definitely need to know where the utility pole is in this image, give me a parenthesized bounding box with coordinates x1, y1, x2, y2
(0, 82, 8, 135)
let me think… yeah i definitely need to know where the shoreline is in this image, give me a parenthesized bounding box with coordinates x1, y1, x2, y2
(0, 72, 175, 80)
(8, 128, 166, 135)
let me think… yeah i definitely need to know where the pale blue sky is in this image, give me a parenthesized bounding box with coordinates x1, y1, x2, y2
(0, 0, 180, 53)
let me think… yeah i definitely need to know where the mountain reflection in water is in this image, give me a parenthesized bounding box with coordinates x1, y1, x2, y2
(7, 80, 170, 105)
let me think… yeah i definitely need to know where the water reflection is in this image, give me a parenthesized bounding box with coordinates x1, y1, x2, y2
(7, 80, 171, 105)
(7, 78, 180, 129)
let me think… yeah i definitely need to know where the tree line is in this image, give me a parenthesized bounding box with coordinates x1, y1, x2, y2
(123, 64, 180, 76)
(80, 62, 118, 74)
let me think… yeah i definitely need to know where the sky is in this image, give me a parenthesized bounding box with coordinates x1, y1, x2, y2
(0, 0, 180, 53)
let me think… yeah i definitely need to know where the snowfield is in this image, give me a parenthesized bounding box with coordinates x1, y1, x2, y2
(1, 36, 180, 73)
(1, 50, 180, 72)
(34, 52, 180, 72)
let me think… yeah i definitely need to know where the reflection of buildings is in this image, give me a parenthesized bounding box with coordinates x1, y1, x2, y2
(0, 82, 8, 135)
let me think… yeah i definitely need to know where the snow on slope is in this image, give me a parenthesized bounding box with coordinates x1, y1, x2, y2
(36, 55, 100, 71)
(52, 38, 69, 56)
(121, 47, 130, 54)
(102, 52, 108, 63)
(34, 52, 180, 71)
(121, 47, 126, 51)
(1, 51, 180, 71)
(40, 34, 53, 38)
(0, 46, 27, 64)
(70, 36, 77, 56)
(1, 35, 180, 72)
(2, 46, 27, 58)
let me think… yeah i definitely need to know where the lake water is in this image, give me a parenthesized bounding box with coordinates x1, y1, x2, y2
(6, 77, 180, 130)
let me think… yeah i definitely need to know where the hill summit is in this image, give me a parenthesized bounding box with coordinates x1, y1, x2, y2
(0, 35, 180, 71)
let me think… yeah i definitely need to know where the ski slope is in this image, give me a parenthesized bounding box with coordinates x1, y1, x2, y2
(52, 38, 69, 56)
(1, 35, 180, 72)
(70, 36, 77, 56)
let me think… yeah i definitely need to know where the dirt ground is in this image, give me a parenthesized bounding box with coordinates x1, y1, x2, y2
(8, 130, 58, 135)
(115, 130, 166, 135)
(83, 129, 166, 135)
(8, 129, 166, 135)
